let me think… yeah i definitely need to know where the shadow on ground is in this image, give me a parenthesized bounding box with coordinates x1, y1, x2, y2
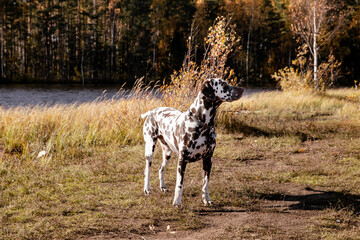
(260, 187, 360, 214)
(195, 188, 360, 217)
(221, 113, 322, 141)
(233, 121, 318, 142)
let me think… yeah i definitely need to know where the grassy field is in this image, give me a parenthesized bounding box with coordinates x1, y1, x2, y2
(0, 88, 359, 239)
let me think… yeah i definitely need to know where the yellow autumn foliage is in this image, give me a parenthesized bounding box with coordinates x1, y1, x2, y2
(161, 16, 241, 111)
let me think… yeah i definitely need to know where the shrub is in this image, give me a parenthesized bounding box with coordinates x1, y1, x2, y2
(161, 16, 240, 111)
(272, 66, 313, 93)
(346, 80, 360, 103)
(272, 44, 313, 93)
(273, 44, 341, 94)
(317, 54, 342, 92)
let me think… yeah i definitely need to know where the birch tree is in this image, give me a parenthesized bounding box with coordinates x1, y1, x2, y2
(289, 0, 347, 91)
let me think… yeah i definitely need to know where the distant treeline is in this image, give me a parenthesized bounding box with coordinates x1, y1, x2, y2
(0, 0, 359, 86)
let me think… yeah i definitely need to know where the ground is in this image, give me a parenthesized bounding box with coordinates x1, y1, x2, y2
(1, 91, 360, 239)
(75, 135, 360, 240)
(1, 134, 359, 240)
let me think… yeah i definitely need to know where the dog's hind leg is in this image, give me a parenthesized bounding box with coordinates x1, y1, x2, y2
(158, 140, 172, 193)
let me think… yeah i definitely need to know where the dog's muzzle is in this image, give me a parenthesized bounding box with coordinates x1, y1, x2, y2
(232, 87, 244, 100)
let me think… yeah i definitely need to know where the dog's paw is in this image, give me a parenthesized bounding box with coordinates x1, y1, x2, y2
(173, 202, 182, 208)
(202, 194, 214, 206)
(203, 199, 214, 206)
(160, 186, 168, 193)
(144, 188, 151, 195)
(173, 199, 182, 207)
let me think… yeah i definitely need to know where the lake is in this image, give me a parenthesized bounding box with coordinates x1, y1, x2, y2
(0, 84, 274, 108)
(0, 84, 124, 108)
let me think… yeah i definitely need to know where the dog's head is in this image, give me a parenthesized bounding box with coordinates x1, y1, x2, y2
(201, 78, 244, 102)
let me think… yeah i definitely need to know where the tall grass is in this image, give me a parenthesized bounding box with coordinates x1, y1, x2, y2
(230, 89, 360, 117)
(0, 80, 160, 163)
(1, 86, 359, 163)
(217, 88, 360, 138)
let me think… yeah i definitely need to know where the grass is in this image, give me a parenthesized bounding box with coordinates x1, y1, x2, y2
(0, 81, 161, 163)
(0, 88, 359, 239)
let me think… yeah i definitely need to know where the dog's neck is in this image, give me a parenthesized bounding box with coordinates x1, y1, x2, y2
(187, 92, 222, 128)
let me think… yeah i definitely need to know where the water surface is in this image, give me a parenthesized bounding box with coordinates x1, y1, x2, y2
(0, 84, 275, 108)
(0, 84, 123, 108)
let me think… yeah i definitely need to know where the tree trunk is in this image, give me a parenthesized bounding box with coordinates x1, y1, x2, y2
(246, 14, 253, 85)
(111, 8, 116, 77)
(313, 39, 318, 91)
(110, 15, 113, 74)
(1, 13, 4, 81)
(313, 5, 319, 91)
(288, 46, 292, 67)
(92, 0, 96, 82)
(81, 47, 84, 85)
(153, 7, 157, 71)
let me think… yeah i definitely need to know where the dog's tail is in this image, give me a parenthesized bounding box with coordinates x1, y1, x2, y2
(141, 111, 153, 119)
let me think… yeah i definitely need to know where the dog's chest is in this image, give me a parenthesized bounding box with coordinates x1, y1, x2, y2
(183, 129, 216, 161)
(193, 137, 215, 155)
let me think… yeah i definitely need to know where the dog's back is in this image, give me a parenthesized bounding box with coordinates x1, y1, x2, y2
(142, 107, 182, 153)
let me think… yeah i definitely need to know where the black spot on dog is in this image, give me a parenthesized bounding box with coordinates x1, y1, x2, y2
(191, 141, 197, 149)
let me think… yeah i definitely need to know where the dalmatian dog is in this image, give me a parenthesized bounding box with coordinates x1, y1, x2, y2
(141, 78, 244, 206)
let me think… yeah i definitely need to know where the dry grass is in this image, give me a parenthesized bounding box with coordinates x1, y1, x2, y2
(0, 88, 359, 239)
(229, 88, 360, 117)
(0, 80, 160, 164)
(218, 88, 360, 139)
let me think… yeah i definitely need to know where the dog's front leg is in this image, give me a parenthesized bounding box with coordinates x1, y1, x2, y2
(202, 157, 213, 206)
(173, 157, 187, 207)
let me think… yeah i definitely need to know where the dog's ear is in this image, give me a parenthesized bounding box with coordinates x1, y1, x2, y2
(201, 79, 216, 100)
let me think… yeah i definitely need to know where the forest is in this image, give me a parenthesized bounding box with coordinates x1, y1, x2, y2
(0, 0, 359, 86)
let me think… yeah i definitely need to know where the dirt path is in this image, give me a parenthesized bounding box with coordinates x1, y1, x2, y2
(82, 180, 327, 240)
(144, 186, 323, 240)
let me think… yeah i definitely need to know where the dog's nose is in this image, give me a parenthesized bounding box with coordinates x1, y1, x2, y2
(235, 87, 244, 97)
